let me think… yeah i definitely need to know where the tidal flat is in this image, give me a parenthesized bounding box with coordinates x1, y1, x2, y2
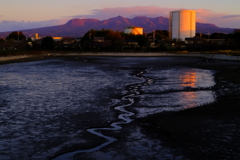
(0, 55, 240, 160)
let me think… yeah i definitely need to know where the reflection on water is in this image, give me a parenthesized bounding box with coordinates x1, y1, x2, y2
(0, 57, 217, 159)
(135, 67, 216, 118)
(179, 70, 215, 109)
(180, 71, 197, 87)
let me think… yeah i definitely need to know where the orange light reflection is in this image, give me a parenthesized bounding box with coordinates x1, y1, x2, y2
(180, 71, 197, 109)
(180, 72, 197, 88)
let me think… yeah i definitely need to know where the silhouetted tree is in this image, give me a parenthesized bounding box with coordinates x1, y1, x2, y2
(152, 30, 169, 41)
(232, 30, 240, 43)
(124, 34, 148, 48)
(210, 33, 226, 39)
(105, 30, 124, 50)
(195, 33, 209, 39)
(7, 31, 26, 41)
(233, 29, 240, 33)
(81, 29, 124, 51)
(135, 35, 148, 48)
(41, 36, 55, 50)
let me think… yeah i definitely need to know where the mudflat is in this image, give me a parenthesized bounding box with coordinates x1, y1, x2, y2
(1, 53, 240, 160)
(138, 59, 240, 160)
(65, 55, 240, 160)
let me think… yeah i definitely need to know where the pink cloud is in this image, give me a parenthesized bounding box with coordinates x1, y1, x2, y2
(1, 6, 239, 32)
(196, 9, 240, 28)
(93, 6, 174, 18)
(70, 6, 178, 20)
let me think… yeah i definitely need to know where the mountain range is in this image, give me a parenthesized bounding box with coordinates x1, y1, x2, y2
(0, 16, 235, 38)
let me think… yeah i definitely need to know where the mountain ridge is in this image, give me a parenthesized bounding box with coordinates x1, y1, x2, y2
(0, 16, 234, 38)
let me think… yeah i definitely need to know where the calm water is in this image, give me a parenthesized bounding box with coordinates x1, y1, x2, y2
(0, 56, 216, 159)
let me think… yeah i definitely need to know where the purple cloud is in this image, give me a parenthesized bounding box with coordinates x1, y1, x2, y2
(69, 6, 176, 20)
(221, 15, 240, 19)
(1, 6, 239, 32)
(0, 19, 69, 32)
(70, 7, 240, 28)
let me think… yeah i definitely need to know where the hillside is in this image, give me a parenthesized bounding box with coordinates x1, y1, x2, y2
(0, 16, 234, 38)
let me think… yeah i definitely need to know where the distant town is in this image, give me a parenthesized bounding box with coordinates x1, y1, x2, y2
(0, 10, 240, 54)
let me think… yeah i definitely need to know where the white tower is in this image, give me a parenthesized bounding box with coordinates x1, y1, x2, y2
(169, 10, 196, 40)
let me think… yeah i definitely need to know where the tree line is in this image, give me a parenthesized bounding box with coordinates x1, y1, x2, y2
(0, 29, 240, 53)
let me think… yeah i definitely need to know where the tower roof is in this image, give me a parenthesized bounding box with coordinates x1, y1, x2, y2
(170, 9, 196, 13)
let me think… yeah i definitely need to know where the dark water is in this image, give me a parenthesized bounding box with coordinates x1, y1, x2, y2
(0, 56, 216, 159)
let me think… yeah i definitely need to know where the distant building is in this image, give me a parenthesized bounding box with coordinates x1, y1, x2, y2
(53, 37, 63, 41)
(185, 37, 203, 44)
(206, 39, 225, 44)
(124, 27, 143, 35)
(93, 37, 111, 48)
(169, 10, 196, 40)
(62, 37, 74, 45)
(35, 33, 39, 39)
(30, 33, 40, 41)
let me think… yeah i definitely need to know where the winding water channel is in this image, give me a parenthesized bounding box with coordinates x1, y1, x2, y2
(0, 56, 216, 159)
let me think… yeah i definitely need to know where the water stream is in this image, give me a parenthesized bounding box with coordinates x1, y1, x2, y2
(53, 68, 154, 160)
(0, 56, 216, 160)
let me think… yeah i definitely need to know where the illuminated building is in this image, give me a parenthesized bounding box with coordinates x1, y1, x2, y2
(124, 27, 143, 35)
(53, 37, 63, 41)
(169, 10, 196, 40)
(35, 33, 39, 39)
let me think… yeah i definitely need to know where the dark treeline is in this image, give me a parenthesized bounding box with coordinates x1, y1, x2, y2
(0, 29, 240, 54)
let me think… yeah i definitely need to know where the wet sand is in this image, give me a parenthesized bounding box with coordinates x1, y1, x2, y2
(1, 52, 240, 64)
(72, 55, 240, 160)
(62, 55, 240, 160)
(1, 53, 240, 159)
(138, 59, 240, 160)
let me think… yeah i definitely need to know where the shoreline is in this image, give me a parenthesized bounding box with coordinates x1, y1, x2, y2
(69, 55, 240, 160)
(136, 58, 240, 159)
(1, 52, 240, 65)
(1, 52, 240, 159)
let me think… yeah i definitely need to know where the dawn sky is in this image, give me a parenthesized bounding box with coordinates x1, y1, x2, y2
(0, 0, 240, 32)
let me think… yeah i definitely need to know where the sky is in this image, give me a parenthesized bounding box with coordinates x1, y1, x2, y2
(0, 0, 240, 32)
